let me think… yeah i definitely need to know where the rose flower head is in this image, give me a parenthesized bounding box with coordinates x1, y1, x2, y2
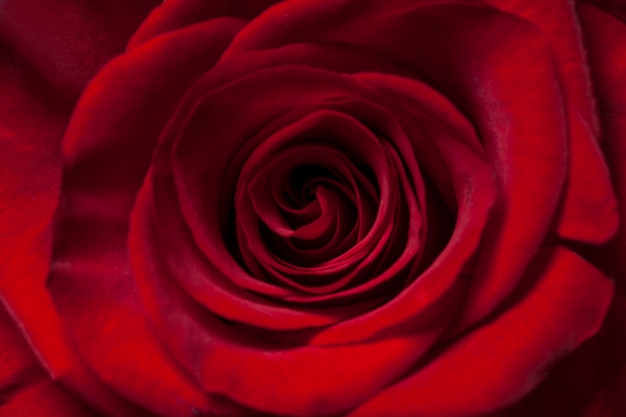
(1, 0, 625, 416)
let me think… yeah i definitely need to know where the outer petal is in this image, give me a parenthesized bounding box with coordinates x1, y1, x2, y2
(0, 0, 160, 99)
(0, 37, 150, 417)
(48, 18, 246, 417)
(350, 247, 614, 417)
(0, 303, 98, 417)
(580, 0, 626, 289)
(464, 0, 620, 245)
(0, 1, 174, 414)
(551, 2, 626, 416)
(485, 294, 626, 417)
(128, 0, 282, 49)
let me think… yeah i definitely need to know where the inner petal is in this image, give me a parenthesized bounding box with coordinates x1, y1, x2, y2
(233, 109, 418, 294)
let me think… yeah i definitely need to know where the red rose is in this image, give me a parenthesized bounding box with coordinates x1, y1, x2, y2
(0, 0, 624, 416)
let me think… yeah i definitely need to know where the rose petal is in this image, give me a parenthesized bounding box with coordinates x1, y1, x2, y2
(484, 295, 626, 416)
(584, 0, 626, 20)
(576, 5, 626, 415)
(50, 248, 209, 417)
(483, 0, 597, 129)
(579, 1, 626, 286)
(47, 18, 246, 417)
(553, 112, 619, 244)
(310, 72, 495, 345)
(479, 0, 620, 245)
(233, 110, 420, 294)
(349, 246, 614, 417)
(0, 0, 160, 99)
(127, 221, 448, 416)
(128, 0, 282, 49)
(0, 303, 99, 417)
(0, 40, 153, 417)
(132, 168, 366, 331)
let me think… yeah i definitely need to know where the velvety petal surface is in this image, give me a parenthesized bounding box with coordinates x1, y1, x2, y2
(47, 16, 247, 417)
(0, 303, 99, 417)
(128, 0, 282, 49)
(0, 0, 161, 99)
(0, 9, 161, 415)
(350, 247, 613, 417)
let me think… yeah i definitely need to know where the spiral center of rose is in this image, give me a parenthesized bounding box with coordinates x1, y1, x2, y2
(230, 110, 424, 295)
(253, 154, 377, 266)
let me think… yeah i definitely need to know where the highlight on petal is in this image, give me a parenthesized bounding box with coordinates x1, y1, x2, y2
(0, 302, 99, 417)
(350, 247, 614, 417)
